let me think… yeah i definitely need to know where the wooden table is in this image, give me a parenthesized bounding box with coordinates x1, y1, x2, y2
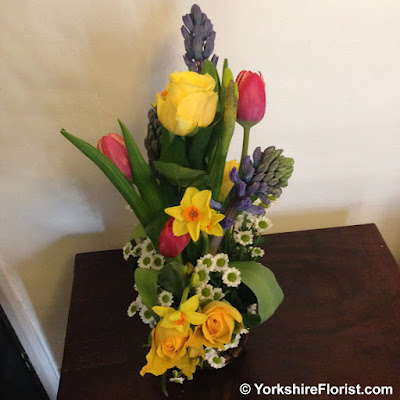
(57, 224, 400, 399)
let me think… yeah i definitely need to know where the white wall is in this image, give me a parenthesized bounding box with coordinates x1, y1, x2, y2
(1, 0, 399, 396)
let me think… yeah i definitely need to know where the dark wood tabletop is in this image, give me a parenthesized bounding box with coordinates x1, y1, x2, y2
(57, 224, 400, 399)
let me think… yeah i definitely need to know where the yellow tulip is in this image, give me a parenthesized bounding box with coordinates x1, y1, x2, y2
(156, 71, 218, 136)
(219, 159, 239, 202)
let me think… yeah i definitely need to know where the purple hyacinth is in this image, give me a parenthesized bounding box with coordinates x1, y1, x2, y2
(181, 4, 218, 73)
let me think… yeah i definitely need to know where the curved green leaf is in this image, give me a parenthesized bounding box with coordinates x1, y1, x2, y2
(158, 262, 185, 300)
(230, 261, 284, 325)
(60, 129, 151, 226)
(134, 268, 159, 310)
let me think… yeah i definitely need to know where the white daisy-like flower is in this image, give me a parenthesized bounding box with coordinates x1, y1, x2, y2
(125, 204, 134, 213)
(141, 238, 155, 254)
(194, 265, 210, 286)
(158, 290, 173, 307)
(169, 376, 185, 384)
(251, 247, 265, 258)
(149, 319, 157, 329)
(240, 327, 249, 335)
(222, 267, 241, 287)
(139, 306, 155, 325)
(135, 294, 143, 308)
(133, 283, 138, 292)
(122, 242, 133, 261)
(247, 303, 257, 314)
(205, 348, 218, 362)
(225, 333, 241, 350)
(245, 212, 257, 225)
(138, 252, 154, 269)
(212, 253, 229, 271)
(127, 300, 138, 317)
(152, 254, 165, 270)
(213, 287, 225, 301)
(196, 254, 214, 270)
(132, 243, 143, 258)
(209, 355, 226, 369)
(196, 284, 214, 300)
(255, 215, 272, 235)
(233, 230, 254, 246)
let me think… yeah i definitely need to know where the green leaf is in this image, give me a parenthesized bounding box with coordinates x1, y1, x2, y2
(134, 268, 160, 310)
(160, 136, 190, 167)
(130, 224, 147, 241)
(242, 313, 261, 328)
(153, 161, 208, 188)
(118, 120, 164, 212)
(158, 262, 185, 300)
(60, 129, 151, 226)
(201, 60, 220, 93)
(231, 261, 284, 325)
(144, 211, 169, 248)
(188, 126, 213, 170)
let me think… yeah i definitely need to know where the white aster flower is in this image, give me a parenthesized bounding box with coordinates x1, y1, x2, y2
(213, 287, 225, 301)
(169, 376, 185, 384)
(209, 355, 226, 369)
(152, 254, 165, 270)
(135, 294, 143, 308)
(139, 306, 155, 325)
(196, 284, 214, 300)
(141, 238, 155, 254)
(122, 242, 133, 261)
(225, 333, 241, 350)
(233, 230, 254, 246)
(127, 300, 138, 317)
(240, 327, 249, 335)
(212, 253, 229, 271)
(194, 265, 210, 286)
(248, 303, 257, 314)
(132, 243, 143, 258)
(205, 348, 218, 362)
(149, 319, 157, 329)
(251, 247, 265, 258)
(138, 252, 154, 269)
(255, 215, 272, 234)
(222, 267, 241, 287)
(133, 283, 138, 292)
(196, 254, 214, 271)
(158, 290, 173, 307)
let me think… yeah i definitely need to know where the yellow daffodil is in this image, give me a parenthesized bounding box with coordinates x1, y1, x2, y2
(165, 187, 224, 242)
(219, 159, 239, 202)
(153, 295, 208, 335)
(204, 210, 224, 236)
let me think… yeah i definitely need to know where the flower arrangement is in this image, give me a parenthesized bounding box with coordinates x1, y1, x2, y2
(61, 4, 294, 395)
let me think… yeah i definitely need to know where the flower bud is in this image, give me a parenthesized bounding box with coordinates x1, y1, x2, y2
(97, 133, 132, 180)
(236, 70, 266, 128)
(158, 218, 190, 258)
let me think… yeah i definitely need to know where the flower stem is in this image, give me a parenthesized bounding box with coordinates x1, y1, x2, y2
(161, 373, 168, 397)
(240, 126, 251, 164)
(201, 232, 209, 255)
(179, 286, 190, 307)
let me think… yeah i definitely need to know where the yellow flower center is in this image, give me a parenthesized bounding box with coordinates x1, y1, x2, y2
(183, 206, 200, 222)
(173, 312, 186, 326)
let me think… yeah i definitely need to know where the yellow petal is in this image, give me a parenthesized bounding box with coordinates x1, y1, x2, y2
(192, 190, 212, 226)
(164, 205, 184, 221)
(187, 220, 200, 242)
(180, 295, 199, 314)
(186, 311, 208, 326)
(152, 306, 174, 317)
(181, 187, 199, 208)
(172, 219, 189, 236)
(169, 310, 183, 321)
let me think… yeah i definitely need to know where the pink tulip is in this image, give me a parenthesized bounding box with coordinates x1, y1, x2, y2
(236, 71, 266, 127)
(158, 217, 190, 258)
(97, 133, 132, 180)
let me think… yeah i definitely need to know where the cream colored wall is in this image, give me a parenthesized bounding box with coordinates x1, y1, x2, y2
(1, 0, 399, 387)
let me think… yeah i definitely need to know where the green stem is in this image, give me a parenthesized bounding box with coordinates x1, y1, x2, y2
(240, 126, 251, 164)
(161, 373, 168, 397)
(201, 232, 209, 256)
(179, 286, 190, 307)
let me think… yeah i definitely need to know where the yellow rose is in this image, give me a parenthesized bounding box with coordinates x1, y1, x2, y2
(140, 324, 201, 377)
(219, 159, 240, 202)
(187, 301, 243, 350)
(156, 71, 218, 136)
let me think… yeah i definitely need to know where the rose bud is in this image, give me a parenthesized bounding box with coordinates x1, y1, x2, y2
(158, 217, 190, 258)
(97, 133, 132, 180)
(236, 71, 266, 128)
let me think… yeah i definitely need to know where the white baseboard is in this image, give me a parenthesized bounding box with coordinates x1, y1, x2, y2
(0, 256, 60, 400)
